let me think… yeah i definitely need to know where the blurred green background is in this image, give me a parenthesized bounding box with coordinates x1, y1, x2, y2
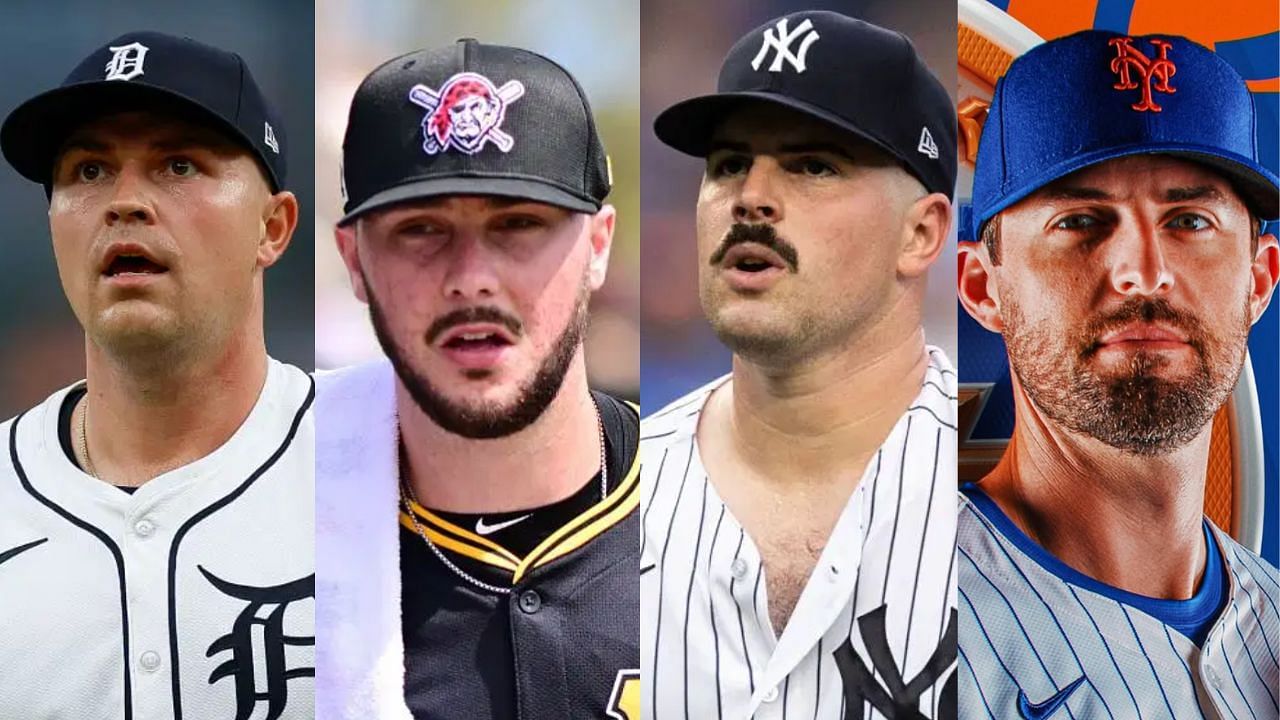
(314, 0, 640, 401)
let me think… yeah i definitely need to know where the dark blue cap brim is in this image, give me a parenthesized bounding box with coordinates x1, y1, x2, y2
(973, 143, 1280, 237)
(654, 90, 948, 198)
(339, 175, 601, 226)
(1, 80, 283, 192)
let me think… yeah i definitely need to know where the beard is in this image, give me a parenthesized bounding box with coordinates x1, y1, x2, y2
(1002, 295, 1249, 455)
(366, 277, 590, 440)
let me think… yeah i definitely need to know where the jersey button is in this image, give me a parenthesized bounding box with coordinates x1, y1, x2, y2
(762, 686, 779, 702)
(518, 589, 542, 614)
(135, 519, 156, 538)
(731, 558, 748, 579)
(140, 651, 162, 672)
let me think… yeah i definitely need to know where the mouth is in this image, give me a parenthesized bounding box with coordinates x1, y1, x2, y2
(720, 244, 788, 273)
(101, 244, 169, 278)
(1095, 323, 1191, 350)
(438, 324, 517, 351)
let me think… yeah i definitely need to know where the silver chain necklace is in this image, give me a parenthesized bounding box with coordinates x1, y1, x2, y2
(79, 393, 98, 479)
(400, 396, 607, 595)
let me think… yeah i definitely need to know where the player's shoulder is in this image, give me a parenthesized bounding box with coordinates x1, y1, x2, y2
(313, 357, 394, 411)
(910, 344, 957, 429)
(1210, 521, 1278, 578)
(639, 373, 729, 447)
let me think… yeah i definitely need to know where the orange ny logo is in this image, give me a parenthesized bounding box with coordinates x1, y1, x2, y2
(1108, 37, 1177, 112)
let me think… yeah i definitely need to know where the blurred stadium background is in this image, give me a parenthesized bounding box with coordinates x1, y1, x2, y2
(0, 0, 315, 418)
(314, 0, 640, 404)
(640, 0, 959, 414)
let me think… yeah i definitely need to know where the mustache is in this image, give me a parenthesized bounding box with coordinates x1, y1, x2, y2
(425, 306, 523, 345)
(708, 223, 799, 272)
(1079, 298, 1207, 357)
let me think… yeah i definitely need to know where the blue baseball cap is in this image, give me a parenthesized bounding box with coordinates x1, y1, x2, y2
(1, 31, 287, 193)
(970, 30, 1279, 239)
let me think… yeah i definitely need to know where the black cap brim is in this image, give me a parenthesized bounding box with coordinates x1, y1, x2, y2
(1, 81, 283, 192)
(339, 176, 601, 225)
(656, 91, 912, 173)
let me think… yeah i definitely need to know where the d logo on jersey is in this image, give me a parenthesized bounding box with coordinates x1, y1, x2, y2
(606, 669, 640, 720)
(200, 566, 314, 720)
(834, 605, 957, 720)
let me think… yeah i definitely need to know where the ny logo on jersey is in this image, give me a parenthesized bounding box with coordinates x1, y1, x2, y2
(751, 18, 820, 74)
(104, 42, 148, 81)
(201, 566, 314, 720)
(834, 605, 957, 720)
(1108, 37, 1177, 112)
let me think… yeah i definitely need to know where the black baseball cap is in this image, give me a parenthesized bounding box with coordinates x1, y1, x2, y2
(339, 38, 611, 225)
(1, 31, 287, 193)
(655, 11, 957, 200)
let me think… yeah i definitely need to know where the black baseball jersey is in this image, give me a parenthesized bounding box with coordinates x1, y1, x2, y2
(399, 390, 640, 720)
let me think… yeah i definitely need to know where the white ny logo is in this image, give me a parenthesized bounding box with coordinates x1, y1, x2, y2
(751, 18, 820, 74)
(104, 42, 149, 82)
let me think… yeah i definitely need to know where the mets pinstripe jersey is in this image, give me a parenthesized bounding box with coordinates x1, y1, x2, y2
(959, 486, 1280, 719)
(641, 346, 958, 719)
(0, 358, 315, 720)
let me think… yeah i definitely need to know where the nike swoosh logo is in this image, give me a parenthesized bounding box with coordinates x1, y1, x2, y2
(1018, 676, 1086, 720)
(475, 514, 532, 535)
(0, 538, 48, 567)
(641, 564, 656, 576)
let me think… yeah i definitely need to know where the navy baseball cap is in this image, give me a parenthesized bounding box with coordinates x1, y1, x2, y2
(339, 38, 610, 224)
(1, 31, 287, 192)
(970, 30, 1279, 238)
(654, 10, 957, 200)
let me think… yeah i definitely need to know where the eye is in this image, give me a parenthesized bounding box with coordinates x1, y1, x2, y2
(396, 222, 445, 239)
(76, 162, 104, 182)
(496, 215, 545, 232)
(167, 158, 197, 177)
(1052, 214, 1102, 231)
(709, 154, 749, 178)
(1165, 213, 1210, 231)
(793, 157, 837, 177)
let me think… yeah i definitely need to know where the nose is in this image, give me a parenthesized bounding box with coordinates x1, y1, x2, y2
(732, 160, 784, 224)
(1107, 220, 1174, 297)
(441, 233, 500, 301)
(104, 164, 156, 227)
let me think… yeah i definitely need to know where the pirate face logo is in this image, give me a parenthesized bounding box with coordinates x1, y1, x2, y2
(409, 72, 525, 155)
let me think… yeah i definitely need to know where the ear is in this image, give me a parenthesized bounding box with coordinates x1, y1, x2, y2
(586, 204, 616, 291)
(334, 222, 369, 304)
(1248, 232, 1279, 324)
(957, 239, 1004, 332)
(257, 190, 299, 269)
(897, 192, 950, 278)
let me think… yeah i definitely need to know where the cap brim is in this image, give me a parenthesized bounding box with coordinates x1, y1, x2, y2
(655, 91, 903, 160)
(976, 144, 1280, 235)
(0, 81, 282, 191)
(339, 176, 601, 225)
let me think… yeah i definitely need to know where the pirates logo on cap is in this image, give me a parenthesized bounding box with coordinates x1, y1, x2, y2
(408, 72, 525, 156)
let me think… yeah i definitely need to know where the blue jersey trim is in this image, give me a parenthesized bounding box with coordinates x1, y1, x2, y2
(961, 484, 1225, 645)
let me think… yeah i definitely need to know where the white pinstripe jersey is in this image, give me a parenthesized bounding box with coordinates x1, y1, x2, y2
(959, 489, 1280, 719)
(0, 359, 315, 720)
(641, 347, 958, 720)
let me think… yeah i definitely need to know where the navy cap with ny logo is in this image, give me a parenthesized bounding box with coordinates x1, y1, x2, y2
(338, 38, 611, 225)
(0, 31, 287, 193)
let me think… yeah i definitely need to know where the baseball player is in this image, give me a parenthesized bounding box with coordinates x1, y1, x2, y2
(314, 40, 639, 720)
(642, 11, 959, 719)
(0, 32, 313, 719)
(957, 31, 1279, 718)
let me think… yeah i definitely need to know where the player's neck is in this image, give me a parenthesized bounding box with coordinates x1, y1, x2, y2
(398, 353, 602, 514)
(81, 325, 269, 488)
(982, 387, 1211, 600)
(719, 323, 928, 484)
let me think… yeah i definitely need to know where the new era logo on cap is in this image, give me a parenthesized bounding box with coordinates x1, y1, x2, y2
(918, 126, 939, 159)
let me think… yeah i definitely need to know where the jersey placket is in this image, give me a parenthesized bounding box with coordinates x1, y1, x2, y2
(123, 492, 178, 719)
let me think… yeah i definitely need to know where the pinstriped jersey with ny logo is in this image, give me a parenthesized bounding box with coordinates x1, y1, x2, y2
(641, 347, 959, 719)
